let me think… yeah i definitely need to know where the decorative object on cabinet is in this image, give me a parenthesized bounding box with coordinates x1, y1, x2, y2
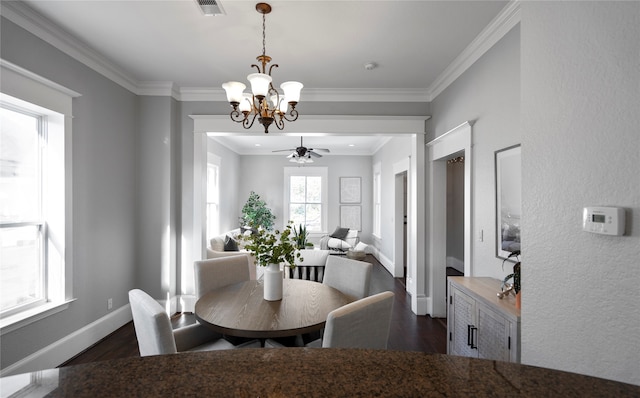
(447, 277, 520, 363)
(499, 250, 521, 309)
(495, 144, 521, 260)
(340, 177, 361, 203)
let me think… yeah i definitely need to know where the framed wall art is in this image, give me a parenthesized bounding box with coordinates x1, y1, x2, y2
(340, 177, 361, 204)
(495, 144, 522, 260)
(340, 205, 361, 231)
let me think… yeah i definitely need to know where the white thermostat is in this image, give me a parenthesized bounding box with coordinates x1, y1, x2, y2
(582, 206, 625, 236)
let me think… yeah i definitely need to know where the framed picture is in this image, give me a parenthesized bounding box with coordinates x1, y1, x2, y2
(340, 177, 361, 203)
(495, 144, 522, 260)
(340, 205, 361, 231)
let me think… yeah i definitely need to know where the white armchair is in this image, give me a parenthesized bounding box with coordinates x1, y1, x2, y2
(319, 227, 359, 252)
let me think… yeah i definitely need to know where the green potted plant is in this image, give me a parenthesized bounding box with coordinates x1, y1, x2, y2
(237, 221, 302, 301)
(501, 250, 521, 309)
(239, 191, 276, 231)
(293, 224, 309, 249)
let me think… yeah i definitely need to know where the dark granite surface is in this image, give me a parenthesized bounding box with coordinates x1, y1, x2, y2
(1, 349, 638, 397)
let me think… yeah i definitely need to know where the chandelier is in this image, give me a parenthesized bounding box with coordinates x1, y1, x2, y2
(222, 3, 303, 134)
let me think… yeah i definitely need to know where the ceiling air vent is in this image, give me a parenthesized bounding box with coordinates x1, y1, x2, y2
(196, 0, 226, 16)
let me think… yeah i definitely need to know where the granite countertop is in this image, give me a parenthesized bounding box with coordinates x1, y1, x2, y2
(1, 349, 638, 397)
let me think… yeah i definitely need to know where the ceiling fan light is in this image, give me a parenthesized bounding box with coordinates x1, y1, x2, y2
(280, 81, 303, 103)
(222, 81, 246, 103)
(247, 73, 272, 97)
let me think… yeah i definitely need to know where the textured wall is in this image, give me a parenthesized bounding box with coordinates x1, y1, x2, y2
(429, 25, 521, 280)
(521, 2, 640, 385)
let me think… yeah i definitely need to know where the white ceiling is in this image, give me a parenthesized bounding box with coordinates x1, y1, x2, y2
(8, 0, 510, 155)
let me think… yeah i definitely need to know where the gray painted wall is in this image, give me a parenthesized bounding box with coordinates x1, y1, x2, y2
(235, 154, 373, 241)
(1, 18, 139, 368)
(521, 2, 639, 385)
(429, 24, 521, 280)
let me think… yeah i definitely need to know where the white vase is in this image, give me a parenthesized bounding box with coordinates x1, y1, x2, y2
(263, 263, 283, 301)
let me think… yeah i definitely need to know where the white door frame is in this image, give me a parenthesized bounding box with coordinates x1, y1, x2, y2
(426, 121, 472, 317)
(393, 159, 410, 278)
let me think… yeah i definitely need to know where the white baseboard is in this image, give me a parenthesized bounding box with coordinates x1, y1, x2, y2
(446, 256, 465, 274)
(1, 304, 132, 377)
(371, 248, 396, 277)
(412, 294, 430, 316)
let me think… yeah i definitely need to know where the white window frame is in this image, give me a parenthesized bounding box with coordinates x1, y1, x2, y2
(373, 162, 382, 238)
(283, 167, 328, 233)
(0, 60, 79, 334)
(205, 155, 220, 242)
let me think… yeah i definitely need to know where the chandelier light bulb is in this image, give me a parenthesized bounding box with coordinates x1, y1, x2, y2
(239, 93, 253, 113)
(222, 81, 246, 103)
(280, 81, 303, 103)
(247, 73, 272, 98)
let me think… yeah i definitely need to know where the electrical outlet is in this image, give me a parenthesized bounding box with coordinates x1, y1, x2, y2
(107, 298, 113, 310)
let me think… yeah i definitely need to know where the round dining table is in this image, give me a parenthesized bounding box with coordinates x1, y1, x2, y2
(194, 278, 352, 339)
(1, 349, 638, 397)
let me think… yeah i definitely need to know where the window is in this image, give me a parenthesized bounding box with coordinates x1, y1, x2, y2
(373, 162, 381, 237)
(0, 61, 77, 331)
(284, 167, 327, 232)
(0, 106, 45, 315)
(205, 162, 220, 242)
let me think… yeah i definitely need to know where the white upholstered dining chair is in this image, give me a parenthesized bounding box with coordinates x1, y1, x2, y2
(322, 255, 372, 300)
(128, 289, 235, 356)
(194, 255, 251, 300)
(266, 291, 395, 349)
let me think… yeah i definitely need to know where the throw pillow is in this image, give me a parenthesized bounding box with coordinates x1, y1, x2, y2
(329, 226, 349, 240)
(224, 235, 239, 251)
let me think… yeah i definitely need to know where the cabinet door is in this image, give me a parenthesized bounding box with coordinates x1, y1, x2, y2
(449, 287, 477, 358)
(477, 304, 511, 362)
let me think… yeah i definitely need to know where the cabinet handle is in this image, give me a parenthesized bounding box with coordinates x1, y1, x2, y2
(470, 326, 478, 349)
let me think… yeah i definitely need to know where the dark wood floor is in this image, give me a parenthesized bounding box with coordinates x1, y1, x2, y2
(61, 255, 448, 367)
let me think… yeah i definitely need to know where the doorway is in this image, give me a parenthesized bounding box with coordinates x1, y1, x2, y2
(426, 121, 472, 318)
(446, 154, 465, 276)
(395, 170, 408, 284)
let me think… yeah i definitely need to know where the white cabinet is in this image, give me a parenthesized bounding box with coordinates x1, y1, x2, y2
(447, 277, 520, 363)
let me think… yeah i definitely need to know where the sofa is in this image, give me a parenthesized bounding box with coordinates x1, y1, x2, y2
(207, 229, 259, 280)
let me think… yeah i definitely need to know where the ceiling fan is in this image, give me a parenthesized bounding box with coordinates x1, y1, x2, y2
(273, 137, 330, 163)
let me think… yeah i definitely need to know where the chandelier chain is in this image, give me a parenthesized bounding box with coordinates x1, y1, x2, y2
(262, 12, 266, 57)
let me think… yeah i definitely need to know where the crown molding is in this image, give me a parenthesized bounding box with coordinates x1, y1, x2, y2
(179, 87, 430, 103)
(426, 1, 521, 101)
(0, 1, 139, 94)
(2, 0, 520, 104)
(137, 81, 180, 98)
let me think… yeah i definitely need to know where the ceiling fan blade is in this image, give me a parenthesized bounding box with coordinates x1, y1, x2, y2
(309, 151, 323, 158)
(273, 148, 296, 153)
(309, 147, 330, 153)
